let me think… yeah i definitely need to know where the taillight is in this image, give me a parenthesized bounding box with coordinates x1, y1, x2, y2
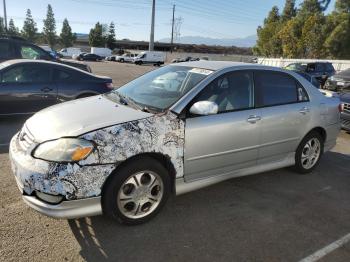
(339, 103, 344, 113)
(105, 82, 114, 89)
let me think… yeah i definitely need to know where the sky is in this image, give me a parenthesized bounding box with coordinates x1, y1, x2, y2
(2, 0, 337, 41)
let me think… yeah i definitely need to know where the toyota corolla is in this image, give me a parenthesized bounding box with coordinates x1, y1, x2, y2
(9, 61, 341, 225)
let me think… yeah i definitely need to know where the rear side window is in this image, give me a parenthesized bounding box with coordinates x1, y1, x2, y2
(326, 63, 335, 72)
(0, 41, 11, 59)
(255, 71, 304, 107)
(54, 69, 74, 81)
(2, 64, 51, 83)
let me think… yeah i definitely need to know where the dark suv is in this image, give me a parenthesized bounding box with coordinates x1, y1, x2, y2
(285, 62, 335, 86)
(0, 36, 91, 72)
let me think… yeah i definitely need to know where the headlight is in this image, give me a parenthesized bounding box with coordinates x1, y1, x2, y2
(33, 138, 94, 162)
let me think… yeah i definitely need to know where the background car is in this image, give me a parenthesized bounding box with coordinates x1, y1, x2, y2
(293, 70, 321, 89)
(285, 62, 335, 86)
(0, 35, 91, 72)
(0, 60, 113, 115)
(325, 68, 350, 92)
(105, 55, 116, 61)
(79, 53, 103, 61)
(115, 53, 137, 63)
(340, 92, 350, 132)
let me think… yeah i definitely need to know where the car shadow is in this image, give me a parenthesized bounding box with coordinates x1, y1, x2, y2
(68, 151, 350, 261)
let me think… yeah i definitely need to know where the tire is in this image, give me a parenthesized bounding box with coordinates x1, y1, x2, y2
(293, 131, 324, 174)
(102, 156, 171, 225)
(120, 59, 124, 63)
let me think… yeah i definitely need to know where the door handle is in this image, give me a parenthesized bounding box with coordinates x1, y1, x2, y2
(299, 107, 310, 114)
(247, 115, 261, 124)
(41, 87, 53, 92)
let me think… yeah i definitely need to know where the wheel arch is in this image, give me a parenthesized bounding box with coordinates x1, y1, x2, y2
(305, 126, 327, 143)
(101, 152, 177, 196)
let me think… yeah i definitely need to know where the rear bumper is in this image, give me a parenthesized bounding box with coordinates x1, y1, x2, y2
(22, 195, 102, 219)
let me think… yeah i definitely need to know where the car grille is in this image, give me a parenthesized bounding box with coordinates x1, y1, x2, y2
(344, 103, 350, 113)
(341, 118, 350, 128)
(17, 125, 35, 151)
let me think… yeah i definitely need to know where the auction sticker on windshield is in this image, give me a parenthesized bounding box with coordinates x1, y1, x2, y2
(189, 68, 213, 75)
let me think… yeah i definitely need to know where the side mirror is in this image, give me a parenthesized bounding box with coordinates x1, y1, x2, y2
(189, 101, 219, 116)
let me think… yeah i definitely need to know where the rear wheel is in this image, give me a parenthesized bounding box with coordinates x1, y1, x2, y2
(293, 131, 324, 174)
(102, 157, 170, 225)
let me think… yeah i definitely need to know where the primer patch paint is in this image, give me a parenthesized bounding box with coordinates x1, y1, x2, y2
(10, 112, 185, 200)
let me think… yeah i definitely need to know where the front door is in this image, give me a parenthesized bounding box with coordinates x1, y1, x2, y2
(184, 70, 261, 181)
(0, 64, 56, 115)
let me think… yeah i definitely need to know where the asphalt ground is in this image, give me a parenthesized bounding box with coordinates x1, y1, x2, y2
(1, 61, 350, 262)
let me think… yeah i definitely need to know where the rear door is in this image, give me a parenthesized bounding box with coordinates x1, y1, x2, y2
(254, 70, 310, 164)
(184, 70, 261, 181)
(0, 63, 57, 115)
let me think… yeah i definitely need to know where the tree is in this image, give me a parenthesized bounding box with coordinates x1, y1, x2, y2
(335, 0, 350, 12)
(21, 9, 38, 42)
(254, 6, 283, 57)
(43, 4, 56, 47)
(300, 14, 327, 58)
(282, 0, 297, 22)
(89, 22, 105, 47)
(298, 0, 322, 21)
(324, 0, 350, 58)
(60, 19, 76, 47)
(0, 17, 5, 35)
(8, 19, 19, 36)
(279, 18, 303, 57)
(105, 22, 117, 50)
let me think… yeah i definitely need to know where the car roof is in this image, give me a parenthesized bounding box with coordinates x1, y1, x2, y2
(0, 59, 91, 74)
(171, 61, 254, 71)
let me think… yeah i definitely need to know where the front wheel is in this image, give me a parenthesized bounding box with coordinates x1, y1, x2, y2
(293, 132, 324, 174)
(102, 157, 171, 225)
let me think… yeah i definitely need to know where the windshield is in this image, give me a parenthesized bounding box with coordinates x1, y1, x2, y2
(106, 65, 213, 111)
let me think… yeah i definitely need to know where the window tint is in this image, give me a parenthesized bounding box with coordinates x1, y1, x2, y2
(255, 71, 300, 107)
(316, 63, 325, 72)
(54, 69, 74, 81)
(326, 63, 334, 72)
(2, 65, 50, 83)
(195, 71, 254, 113)
(0, 41, 11, 59)
(20, 45, 48, 59)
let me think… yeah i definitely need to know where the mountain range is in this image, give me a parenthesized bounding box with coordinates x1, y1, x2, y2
(158, 35, 257, 47)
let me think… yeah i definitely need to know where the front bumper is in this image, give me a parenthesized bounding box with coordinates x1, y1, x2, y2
(22, 195, 102, 219)
(9, 132, 113, 219)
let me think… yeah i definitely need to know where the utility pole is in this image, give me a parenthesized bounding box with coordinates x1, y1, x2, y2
(3, 0, 7, 31)
(149, 0, 155, 51)
(170, 4, 175, 53)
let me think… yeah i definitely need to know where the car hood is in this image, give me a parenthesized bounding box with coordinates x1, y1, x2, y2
(25, 95, 152, 143)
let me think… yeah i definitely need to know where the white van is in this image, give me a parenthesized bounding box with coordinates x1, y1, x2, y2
(91, 47, 112, 58)
(59, 47, 82, 58)
(134, 51, 166, 66)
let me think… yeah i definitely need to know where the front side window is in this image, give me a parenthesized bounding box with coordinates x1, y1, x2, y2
(255, 71, 303, 107)
(20, 45, 48, 60)
(194, 71, 254, 113)
(2, 65, 50, 83)
(106, 66, 213, 111)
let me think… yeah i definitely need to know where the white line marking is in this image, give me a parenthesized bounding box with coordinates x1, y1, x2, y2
(299, 233, 350, 262)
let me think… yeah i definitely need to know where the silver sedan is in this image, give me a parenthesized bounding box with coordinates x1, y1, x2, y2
(9, 61, 341, 225)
